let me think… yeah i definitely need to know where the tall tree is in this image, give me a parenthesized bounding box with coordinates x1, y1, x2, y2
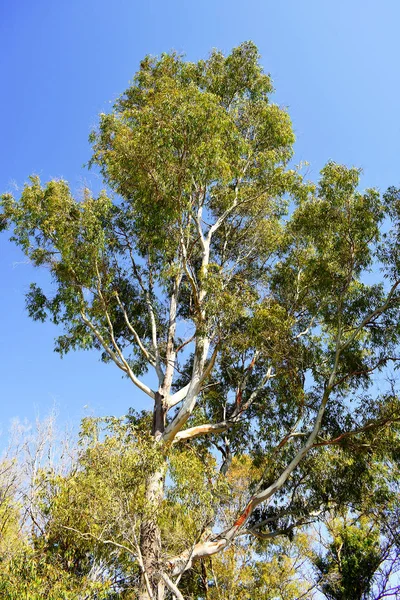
(2, 42, 400, 598)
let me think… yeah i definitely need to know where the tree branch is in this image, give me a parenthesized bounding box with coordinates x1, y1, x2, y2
(341, 279, 400, 351)
(162, 336, 210, 443)
(125, 246, 162, 380)
(173, 421, 230, 443)
(160, 572, 185, 600)
(80, 309, 155, 400)
(167, 383, 191, 409)
(169, 324, 344, 575)
(114, 290, 157, 367)
(313, 415, 400, 448)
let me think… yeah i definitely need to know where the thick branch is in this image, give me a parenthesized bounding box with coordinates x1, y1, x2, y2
(173, 421, 230, 443)
(162, 337, 210, 443)
(168, 383, 190, 409)
(163, 271, 182, 393)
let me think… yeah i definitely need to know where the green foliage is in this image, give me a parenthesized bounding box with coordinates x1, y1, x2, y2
(0, 547, 112, 600)
(178, 455, 313, 599)
(2, 42, 400, 598)
(1, 42, 299, 369)
(314, 517, 383, 600)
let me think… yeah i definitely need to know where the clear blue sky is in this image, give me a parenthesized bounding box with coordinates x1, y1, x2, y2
(1, 0, 400, 429)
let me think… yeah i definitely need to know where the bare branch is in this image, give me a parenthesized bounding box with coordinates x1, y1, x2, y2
(62, 525, 136, 556)
(232, 365, 275, 417)
(175, 334, 195, 354)
(180, 235, 200, 310)
(295, 315, 317, 339)
(160, 572, 185, 600)
(80, 310, 155, 400)
(206, 184, 240, 242)
(172, 362, 276, 443)
(162, 271, 183, 393)
(114, 291, 157, 367)
(125, 245, 162, 379)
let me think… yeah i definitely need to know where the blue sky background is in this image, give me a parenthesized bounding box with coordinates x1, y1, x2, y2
(1, 0, 400, 431)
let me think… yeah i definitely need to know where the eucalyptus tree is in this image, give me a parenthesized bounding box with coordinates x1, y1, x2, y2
(2, 42, 400, 599)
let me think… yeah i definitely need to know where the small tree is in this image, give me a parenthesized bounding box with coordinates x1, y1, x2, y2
(314, 516, 382, 600)
(2, 42, 400, 598)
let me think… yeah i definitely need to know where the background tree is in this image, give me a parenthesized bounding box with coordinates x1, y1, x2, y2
(312, 509, 400, 600)
(0, 416, 116, 600)
(313, 516, 382, 600)
(311, 456, 400, 600)
(2, 42, 400, 598)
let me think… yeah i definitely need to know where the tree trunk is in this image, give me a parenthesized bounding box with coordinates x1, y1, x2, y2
(139, 392, 167, 599)
(139, 466, 165, 600)
(139, 274, 179, 598)
(201, 560, 209, 599)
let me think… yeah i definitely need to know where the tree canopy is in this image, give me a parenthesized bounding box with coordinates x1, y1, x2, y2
(1, 42, 400, 599)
